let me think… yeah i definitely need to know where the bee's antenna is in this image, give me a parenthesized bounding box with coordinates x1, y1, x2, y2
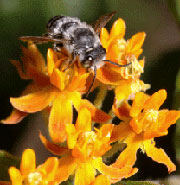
(85, 65, 97, 98)
(103, 60, 131, 67)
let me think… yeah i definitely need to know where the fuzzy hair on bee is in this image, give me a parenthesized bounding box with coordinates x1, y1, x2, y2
(20, 12, 131, 95)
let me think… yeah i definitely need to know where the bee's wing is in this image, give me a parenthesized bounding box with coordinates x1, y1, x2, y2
(19, 36, 69, 44)
(94, 11, 116, 34)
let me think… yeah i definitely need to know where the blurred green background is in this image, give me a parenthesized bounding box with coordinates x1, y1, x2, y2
(0, 0, 180, 182)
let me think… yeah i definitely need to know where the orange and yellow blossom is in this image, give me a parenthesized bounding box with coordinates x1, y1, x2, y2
(9, 149, 59, 185)
(96, 18, 149, 101)
(2, 44, 110, 143)
(111, 89, 180, 173)
(40, 108, 137, 185)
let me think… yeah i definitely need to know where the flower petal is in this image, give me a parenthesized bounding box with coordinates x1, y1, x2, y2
(74, 161, 95, 185)
(126, 32, 146, 58)
(1, 109, 28, 124)
(100, 28, 109, 48)
(10, 89, 56, 113)
(47, 48, 56, 76)
(9, 167, 22, 185)
(159, 110, 180, 132)
(68, 73, 90, 92)
(109, 18, 126, 39)
(20, 149, 36, 175)
(144, 140, 176, 173)
(49, 93, 73, 143)
(111, 121, 133, 142)
(130, 91, 149, 117)
(25, 64, 50, 87)
(112, 137, 140, 168)
(39, 132, 68, 155)
(97, 67, 122, 85)
(113, 101, 131, 121)
(93, 157, 136, 181)
(28, 43, 45, 72)
(79, 100, 111, 123)
(143, 89, 167, 111)
(38, 157, 59, 180)
(75, 108, 92, 132)
(54, 156, 76, 183)
(50, 68, 65, 90)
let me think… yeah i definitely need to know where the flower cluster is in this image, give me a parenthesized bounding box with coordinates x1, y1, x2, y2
(1, 18, 180, 185)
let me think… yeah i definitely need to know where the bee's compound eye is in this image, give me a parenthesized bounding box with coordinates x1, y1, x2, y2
(86, 56, 93, 61)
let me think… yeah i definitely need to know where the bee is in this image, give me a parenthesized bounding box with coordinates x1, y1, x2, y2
(20, 12, 130, 95)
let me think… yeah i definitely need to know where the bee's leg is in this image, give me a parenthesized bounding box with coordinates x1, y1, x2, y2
(85, 65, 97, 97)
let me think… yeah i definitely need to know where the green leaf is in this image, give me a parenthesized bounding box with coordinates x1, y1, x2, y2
(167, 0, 180, 22)
(114, 181, 159, 185)
(0, 151, 20, 181)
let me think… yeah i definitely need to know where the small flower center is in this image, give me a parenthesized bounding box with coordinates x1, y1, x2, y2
(145, 109, 159, 122)
(124, 55, 144, 79)
(28, 172, 43, 185)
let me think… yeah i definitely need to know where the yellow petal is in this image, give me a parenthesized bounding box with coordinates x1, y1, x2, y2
(20, 149, 36, 175)
(74, 162, 95, 185)
(130, 91, 149, 117)
(9, 167, 22, 185)
(40, 157, 59, 180)
(100, 28, 109, 48)
(93, 157, 136, 181)
(115, 80, 132, 100)
(126, 32, 146, 57)
(50, 68, 65, 90)
(67, 92, 81, 110)
(144, 140, 176, 173)
(112, 139, 140, 168)
(68, 73, 90, 92)
(109, 18, 126, 39)
(143, 89, 167, 111)
(49, 93, 73, 143)
(10, 89, 56, 113)
(54, 156, 76, 183)
(66, 124, 78, 149)
(111, 121, 133, 142)
(1, 109, 28, 124)
(47, 48, 56, 76)
(159, 110, 180, 132)
(75, 108, 91, 132)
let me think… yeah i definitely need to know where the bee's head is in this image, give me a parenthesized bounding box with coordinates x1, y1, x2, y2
(80, 45, 106, 69)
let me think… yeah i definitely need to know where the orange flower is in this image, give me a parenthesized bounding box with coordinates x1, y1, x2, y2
(96, 18, 149, 101)
(40, 108, 137, 185)
(111, 89, 180, 173)
(98, 18, 145, 82)
(9, 149, 59, 185)
(2, 44, 110, 143)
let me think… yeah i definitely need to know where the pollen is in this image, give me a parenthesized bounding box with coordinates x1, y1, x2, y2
(28, 172, 43, 185)
(117, 39, 126, 51)
(145, 109, 159, 122)
(124, 55, 144, 79)
(130, 80, 141, 93)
